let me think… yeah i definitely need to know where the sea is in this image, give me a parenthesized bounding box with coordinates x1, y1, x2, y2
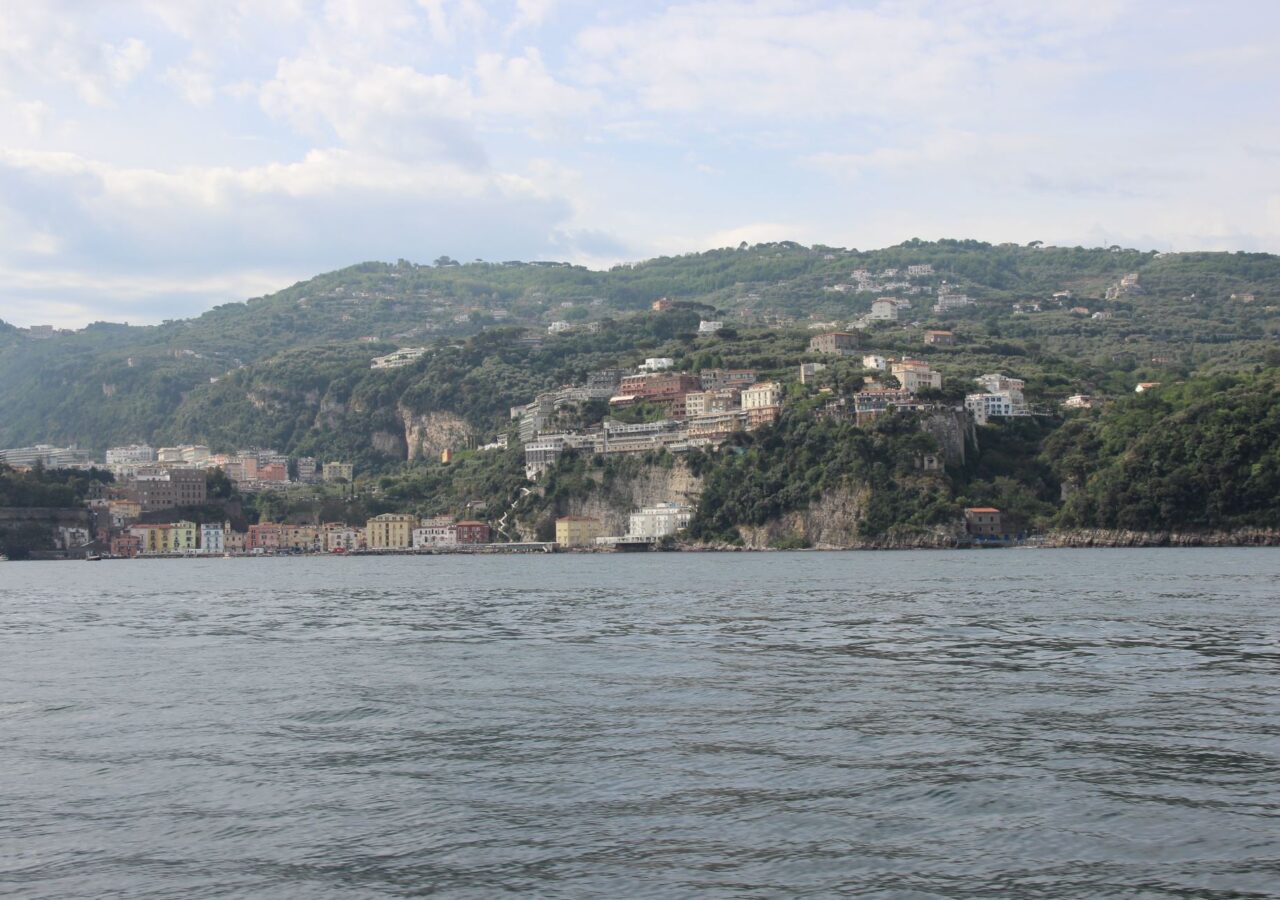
(2, 550, 1278, 898)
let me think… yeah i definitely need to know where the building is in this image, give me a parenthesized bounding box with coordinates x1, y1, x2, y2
(613, 372, 703, 417)
(698, 320, 724, 334)
(110, 533, 142, 558)
(924, 330, 955, 346)
(975, 374, 1026, 394)
(322, 462, 354, 483)
(413, 516, 456, 548)
(200, 523, 225, 554)
(853, 388, 921, 424)
(906, 264, 934, 276)
(1063, 394, 1095, 409)
(282, 526, 321, 553)
(809, 331, 859, 355)
(224, 529, 247, 553)
(698, 369, 757, 390)
(129, 521, 198, 554)
(862, 354, 888, 371)
(157, 445, 211, 466)
(964, 507, 1005, 538)
(454, 521, 491, 544)
(868, 298, 901, 321)
(105, 444, 157, 476)
(124, 467, 207, 512)
(638, 357, 675, 372)
(0, 444, 93, 468)
(547, 321, 573, 333)
(687, 410, 748, 440)
(799, 362, 827, 385)
(933, 284, 974, 313)
(366, 513, 416, 550)
(741, 382, 781, 412)
(371, 347, 428, 370)
(684, 388, 741, 417)
(322, 523, 363, 552)
(740, 382, 782, 429)
(556, 516, 603, 547)
(651, 297, 673, 312)
(965, 392, 1029, 424)
(246, 523, 283, 552)
(628, 503, 692, 539)
(296, 457, 319, 483)
(890, 359, 942, 393)
(108, 499, 142, 528)
(1135, 382, 1161, 393)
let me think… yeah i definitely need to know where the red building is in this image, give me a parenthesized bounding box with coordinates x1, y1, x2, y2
(613, 373, 703, 418)
(246, 523, 283, 550)
(110, 533, 143, 558)
(454, 521, 491, 544)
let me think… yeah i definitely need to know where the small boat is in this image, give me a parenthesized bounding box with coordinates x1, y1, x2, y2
(85, 554, 103, 562)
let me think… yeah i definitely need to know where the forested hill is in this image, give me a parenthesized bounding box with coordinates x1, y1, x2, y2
(2, 238, 1279, 452)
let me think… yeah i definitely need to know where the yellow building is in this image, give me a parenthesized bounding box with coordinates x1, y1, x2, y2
(129, 520, 197, 553)
(556, 516, 603, 548)
(283, 526, 321, 552)
(366, 513, 416, 550)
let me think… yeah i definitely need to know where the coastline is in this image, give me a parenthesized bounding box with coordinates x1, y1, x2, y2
(16, 527, 1279, 561)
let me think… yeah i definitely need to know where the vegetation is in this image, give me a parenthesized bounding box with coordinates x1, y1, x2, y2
(3, 240, 1279, 541)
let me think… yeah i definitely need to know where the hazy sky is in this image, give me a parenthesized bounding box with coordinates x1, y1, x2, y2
(2, 0, 1278, 328)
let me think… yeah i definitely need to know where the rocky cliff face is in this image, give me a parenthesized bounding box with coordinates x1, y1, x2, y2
(543, 460, 703, 537)
(922, 410, 975, 465)
(399, 407, 476, 462)
(737, 483, 966, 549)
(1043, 528, 1280, 547)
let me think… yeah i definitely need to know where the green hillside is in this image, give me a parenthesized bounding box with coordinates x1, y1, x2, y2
(3, 239, 1279, 540)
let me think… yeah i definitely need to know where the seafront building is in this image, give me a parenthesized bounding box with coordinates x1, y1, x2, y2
(627, 503, 693, 539)
(556, 516, 604, 547)
(366, 513, 416, 550)
(200, 523, 225, 554)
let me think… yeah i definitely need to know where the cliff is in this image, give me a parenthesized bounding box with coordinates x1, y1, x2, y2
(521, 459, 703, 539)
(400, 407, 476, 462)
(1042, 528, 1280, 548)
(737, 484, 965, 549)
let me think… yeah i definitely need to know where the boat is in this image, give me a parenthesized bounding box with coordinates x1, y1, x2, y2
(85, 554, 103, 562)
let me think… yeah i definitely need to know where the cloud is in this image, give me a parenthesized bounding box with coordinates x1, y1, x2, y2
(575, 1, 1118, 121)
(1, 0, 1279, 328)
(0, 147, 579, 324)
(259, 57, 487, 165)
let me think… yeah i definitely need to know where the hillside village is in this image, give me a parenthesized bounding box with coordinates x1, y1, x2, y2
(3, 240, 1280, 558)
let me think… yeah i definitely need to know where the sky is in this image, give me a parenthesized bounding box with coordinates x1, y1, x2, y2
(1, 0, 1278, 328)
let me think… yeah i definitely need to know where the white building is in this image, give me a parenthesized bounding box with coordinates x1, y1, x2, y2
(0, 444, 93, 468)
(741, 382, 782, 410)
(965, 392, 1030, 424)
(200, 523, 225, 554)
(638, 357, 675, 372)
(698, 320, 724, 334)
(105, 444, 156, 476)
(1063, 394, 1095, 409)
(412, 516, 457, 548)
(891, 360, 943, 393)
(862, 354, 887, 371)
(907, 264, 934, 276)
(868, 298, 901, 321)
(628, 503, 693, 539)
(322, 525, 363, 552)
(547, 321, 573, 333)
